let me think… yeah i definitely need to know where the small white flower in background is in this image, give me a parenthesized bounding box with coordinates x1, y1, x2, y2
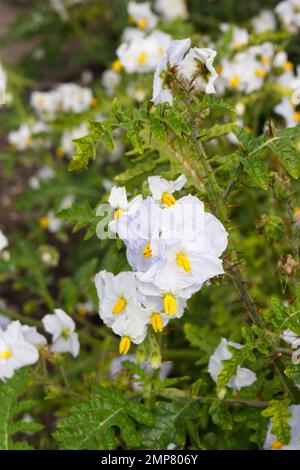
(152, 38, 191, 105)
(102, 70, 121, 96)
(220, 24, 249, 50)
(0, 230, 8, 252)
(8, 124, 33, 151)
(155, 0, 188, 22)
(208, 338, 257, 390)
(39, 210, 62, 233)
(0, 61, 7, 105)
(29, 166, 55, 190)
(0, 321, 39, 381)
(128, 2, 158, 30)
(282, 329, 300, 349)
(42, 308, 80, 357)
(275, 96, 300, 128)
(251, 9, 277, 34)
(264, 405, 300, 450)
(117, 29, 171, 74)
(275, 0, 300, 33)
(76, 299, 94, 317)
(22, 325, 47, 349)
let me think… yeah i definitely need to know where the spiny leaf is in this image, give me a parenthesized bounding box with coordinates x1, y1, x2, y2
(0, 370, 42, 450)
(209, 400, 233, 430)
(262, 399, 291, 445)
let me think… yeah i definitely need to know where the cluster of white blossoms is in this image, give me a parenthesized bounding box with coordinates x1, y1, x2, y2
(152, 38, 218, 105)
(0, 308, 79, 381)
(264, 405, 300, 450)
(30, 83, 94, 121)
(95, 175, 228, 356)
(208, 338, 257, 391)
(275, 0, 300, 33)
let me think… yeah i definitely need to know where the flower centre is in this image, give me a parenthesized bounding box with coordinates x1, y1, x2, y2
(293, 112, 300, 122)
(114, 208, 125, 219)
(176, 252, 191, 272)
(39, 217, 49, 229)
(113, 297, 127, 315)
(137, 52, 147, 64)
(119, 336, 131, 355)
(283, 61, 293, 71)
(61, 327, 71, 340)
(255, 69, 267, 77)
(0, 349, 12, 360)
(162, 192, 176, 206)
(271, 440, 283, 450)
(230, 76, 240, 89)
(164, 293, 177, 315)
(137, 18, 148, 29)
(143, 242, 152, 258)
(260, 57, 270, 65)
(112, 59, 122, 73)
(151, 313, 163, 333)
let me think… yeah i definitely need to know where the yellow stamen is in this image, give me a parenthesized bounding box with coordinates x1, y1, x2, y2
(137, 18, 148, 29)
(39, 217, 49, 229)
(113, 297, 127, 315)
(90, 97, 98, 107)
(261, 57, 271, 65)
(143, 242, 152, 258)
(0, 349, 12, 360)
(230, 76, 240, 89)
(128, 15, 135, 24)
(137, 52, 147, 64)
(216, 65, 223, 74)
(271, 440, 283, 450)
(61, 327, 70, 340)
(78, 307, 86, 317)
(292, 112, 300, 122)
(114, 208, 125, 219)
(151, 313, 163, 333)
(294, 207, 300, 220)
(255, 69, 267, 77)
(119, 336, 131, 355)
(112, 59, 122, 73)
(284, 61, 293, 71)
(162, 192, 176, 207)
(176, 252, 191, 272)
(164, 293, 177, 316)
(57, 146, 66, 158)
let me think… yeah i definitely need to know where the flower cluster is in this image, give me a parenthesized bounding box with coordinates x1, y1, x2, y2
(95, 175, 228, 357)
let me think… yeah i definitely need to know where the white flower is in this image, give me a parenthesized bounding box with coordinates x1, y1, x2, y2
(0, 321, 39, 381)
(0, 314, 11, 330)
(220, 25, 249, 50)
(128, 2, 158, 30)
(152, 38, 191, 105)
(282, 329, 300, 348)
(251, 9, 276, 33)
(95, 270, 143, 328)
(148, 174, 187, 206)
(208, 338, 257, 390)
(155, 0, 188, 22)
(102, 69, 121, 96)
(112, 314, 147, 345)
(275, 96, 300, 127)
(0, 230, 8, 252)
(29, 166, 55, 190)
(276, 0, 300, 33)
(264, 405, 300, 450)
(117, 30, 171, 74)
(22, 325, 47, 348)
(108, 186, 143, 237)
(42, 308, 80, 357)
(179, 47, 218, 94)
(8, 124, 33, 151)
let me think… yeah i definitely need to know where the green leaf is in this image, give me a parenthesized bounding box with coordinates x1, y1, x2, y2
(209, 401, 233, 430)
(241, 152, 269, 190)
(68, 134, 96, 171)
(149, 116, 167, 144)
(262, 399, 291, 445)
(58, 201, 105, 240)
(235, 408, 268, 447)
(285, 364, 300, 384)
(268, 138, 300, 179)
(0, 370, 42, 450)
(141, 400, 201, 450)
(200, 123, 235, 143)
(54, 386, 155, 450)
